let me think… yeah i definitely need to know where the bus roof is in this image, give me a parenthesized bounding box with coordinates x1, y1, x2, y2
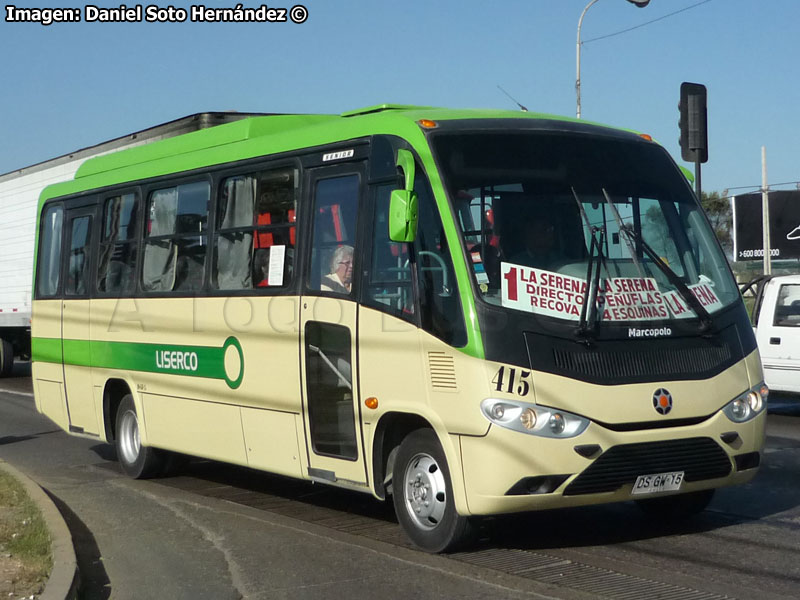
(38, 104, 638, 208)
(1, 111, 274, 183)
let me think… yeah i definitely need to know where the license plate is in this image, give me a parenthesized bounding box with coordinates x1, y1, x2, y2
(631, 471, 684, 495)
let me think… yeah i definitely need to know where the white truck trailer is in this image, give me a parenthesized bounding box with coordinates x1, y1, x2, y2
(0, 112, 263, 375)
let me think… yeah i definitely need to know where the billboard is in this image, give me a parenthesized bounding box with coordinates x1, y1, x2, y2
(732, 190, 800, 261)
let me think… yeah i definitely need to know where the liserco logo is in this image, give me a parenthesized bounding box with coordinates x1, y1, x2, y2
(653, 388, 673, 415)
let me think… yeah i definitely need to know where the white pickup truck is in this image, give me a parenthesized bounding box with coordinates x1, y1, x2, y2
(745, 274, 800, 394)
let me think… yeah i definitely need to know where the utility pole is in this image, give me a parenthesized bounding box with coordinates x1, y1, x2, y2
(762, 146, 771, 275)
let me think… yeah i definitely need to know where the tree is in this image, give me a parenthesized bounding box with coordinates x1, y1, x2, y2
(701, 190, 732, 256)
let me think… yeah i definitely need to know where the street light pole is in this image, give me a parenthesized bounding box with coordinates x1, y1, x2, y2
(576, 0, 600, 119)
(576, 0, 651, 119)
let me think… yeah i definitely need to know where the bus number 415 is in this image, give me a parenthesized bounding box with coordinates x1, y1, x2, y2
(492, 366, 531, 396)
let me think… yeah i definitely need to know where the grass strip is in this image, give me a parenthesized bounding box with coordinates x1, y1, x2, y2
(0, 469, 52, 593)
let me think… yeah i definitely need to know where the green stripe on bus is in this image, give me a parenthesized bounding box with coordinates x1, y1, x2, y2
(32, 336, 244, 389)
(31, 337, 63, 363)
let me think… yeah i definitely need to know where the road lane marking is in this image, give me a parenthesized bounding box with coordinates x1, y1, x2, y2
(0, 388, 34, 398)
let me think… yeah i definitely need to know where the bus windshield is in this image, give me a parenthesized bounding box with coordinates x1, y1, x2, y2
(433, 131, 738, 327)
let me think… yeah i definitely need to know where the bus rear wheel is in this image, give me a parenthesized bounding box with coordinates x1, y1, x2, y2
(636, 489, 715, 519)
(392, 429, 474, 553)
(115, 394, 164, 479)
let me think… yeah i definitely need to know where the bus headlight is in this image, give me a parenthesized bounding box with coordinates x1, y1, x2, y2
(722, 383, 768, 423)
(484, 401, 521, 424)
(548, 413, 566, 435)
(481, 399, 589, 438)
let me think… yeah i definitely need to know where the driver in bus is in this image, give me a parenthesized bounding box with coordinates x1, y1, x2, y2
(321, 245, 354, 294)
(509, 216, 559, 270)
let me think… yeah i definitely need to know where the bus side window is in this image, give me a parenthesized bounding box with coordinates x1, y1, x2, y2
(216, 175, 255, 289)
(142, 181, 209, 293)
(254, 168, 297, 287)
(65, 216, 92, 296)
(97, 192, 138, 295)
(308, 175, 359, 295)
(362, 184, 414, 320)
(414, 173, 467, 347)
(214, 168, 297, 290)
(36, 205, 64, 298)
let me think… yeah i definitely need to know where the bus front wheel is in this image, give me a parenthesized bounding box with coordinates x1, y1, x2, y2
(115, 394, 164, 479)
(392, 429, 474, 553)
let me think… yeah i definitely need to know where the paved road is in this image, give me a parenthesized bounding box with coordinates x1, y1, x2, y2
(0, 364, 566, 600)
(1, 363, 799, 599)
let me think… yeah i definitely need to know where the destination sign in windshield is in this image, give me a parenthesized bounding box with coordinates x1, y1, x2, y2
(500, 263, 722, 322)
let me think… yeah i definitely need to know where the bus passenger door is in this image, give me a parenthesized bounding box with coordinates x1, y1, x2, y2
(299, 167, 368, 487)
(61, 204, 100, 435)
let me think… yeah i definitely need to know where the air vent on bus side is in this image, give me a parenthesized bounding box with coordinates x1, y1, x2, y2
(428, 352, 458, 391)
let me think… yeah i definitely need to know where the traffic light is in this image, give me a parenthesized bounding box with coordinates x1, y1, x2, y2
(679, 82, 708, 163)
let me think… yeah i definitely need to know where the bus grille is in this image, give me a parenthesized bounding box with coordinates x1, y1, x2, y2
(552, 344, 732, 383)
(522, 322, 747, 385)
(563, 437, 731, 496)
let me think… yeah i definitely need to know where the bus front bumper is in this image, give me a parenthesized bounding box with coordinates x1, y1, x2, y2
(458, 409, 766, 516)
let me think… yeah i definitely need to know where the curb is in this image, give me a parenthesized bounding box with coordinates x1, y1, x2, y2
(0, 460, 79, 600)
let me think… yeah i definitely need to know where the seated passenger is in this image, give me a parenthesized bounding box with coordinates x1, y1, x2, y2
(321, 245, 354, 294)
(508, 217, 559, 270)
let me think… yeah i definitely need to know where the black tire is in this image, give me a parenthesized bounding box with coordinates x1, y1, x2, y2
(392, 429, 474, 553)
(115, 394, 164, 479)
(636, 489, 715, 519)
(0, 338, 14, 378)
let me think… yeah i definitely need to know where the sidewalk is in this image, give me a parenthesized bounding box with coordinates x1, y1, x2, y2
(0, 460, 78, 600)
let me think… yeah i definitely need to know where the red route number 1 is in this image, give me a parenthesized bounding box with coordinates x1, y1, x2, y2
(504, 267, 518, 301)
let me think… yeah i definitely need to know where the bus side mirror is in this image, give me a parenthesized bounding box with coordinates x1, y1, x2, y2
(389, 189, 418, 243)
(389, 149, 419, 243)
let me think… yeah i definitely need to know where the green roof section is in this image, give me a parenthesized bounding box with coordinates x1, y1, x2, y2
(75, 114, 338, 179)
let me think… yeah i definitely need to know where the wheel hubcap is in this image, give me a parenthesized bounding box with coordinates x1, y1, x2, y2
(403, 453, 447, 530)
(118, 409, 141, 465)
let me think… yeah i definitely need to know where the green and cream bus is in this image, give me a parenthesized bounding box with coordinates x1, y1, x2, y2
(31, 105, 767, 552)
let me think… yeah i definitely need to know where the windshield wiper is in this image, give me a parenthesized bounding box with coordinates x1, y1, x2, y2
(601, 189, 645, 280)
(601, 189, 713, 332)
(572, 188, 605, 340)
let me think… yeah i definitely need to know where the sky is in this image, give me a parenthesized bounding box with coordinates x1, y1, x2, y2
(1, 0, 798, 197)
